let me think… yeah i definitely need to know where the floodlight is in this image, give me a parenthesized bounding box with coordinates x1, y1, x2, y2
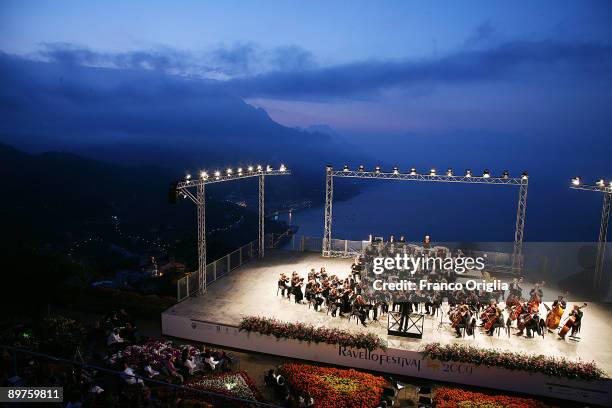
(483, 169, 491, 178)
(279, 164, 287, 172)
(343, 165, 350, 172)
(446, 168, 453, 176)
(392, 166, 399, 174)
(430, 168, 436, 176)
(358, 165, 365, 172)
(410, 168, 417, 175)
(466, 169, 472, 177)
(571, 176, 581, 186)
(521, 171, 528, 180)
(502, 171, 509, 179)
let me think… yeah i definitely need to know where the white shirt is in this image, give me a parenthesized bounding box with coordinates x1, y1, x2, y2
(107, 332, 124, 346)
(204, 356, 218, 370)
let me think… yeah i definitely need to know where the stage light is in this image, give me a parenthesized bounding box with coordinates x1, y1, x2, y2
(266, 165, 272, 172)
(214, 171, 221, 180)
(393, 166, 399, 174)
(343, 165, 350, 172)
(483, 169, 491, 178)
(200, 171, 208, 179)
(257, 165, 262, 171)
(185, 174, 192, 180)
(446, 168, 453, 176)
(571, 176, 581, 186)
(279, 164, 287, 172)
(430, 168, 436, 176)
(237, 167, 243, 174)
(248, 166, 254, 172)
(597, 178, 605, 187)
(410, 168, 417, 175)
(358, 165, 365, 172)
(521, 171, 529, 180)
(502, 171, 509, 179)
(375, 165, 381, 173)
(466, 169, 472, 177)
(226, 168, 233, 175)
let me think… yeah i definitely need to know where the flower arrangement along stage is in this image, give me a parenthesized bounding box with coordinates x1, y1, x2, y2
(434, 386, 548, 408)
(279, 363, 387, 408)
(239, 316, 387, 351)
(185, 371, 263, 406)
(422, 342, 605, 381)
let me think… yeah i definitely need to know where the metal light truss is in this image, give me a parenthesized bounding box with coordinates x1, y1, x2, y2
(322, 166, 529, 272)
(570, 180, 612, 289)
(176, 166, 290, 294)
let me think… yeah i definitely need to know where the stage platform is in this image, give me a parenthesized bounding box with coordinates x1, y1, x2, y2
(164, 250, 612, 375)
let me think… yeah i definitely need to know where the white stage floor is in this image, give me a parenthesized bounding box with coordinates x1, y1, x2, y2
(165, 250, 612, 376)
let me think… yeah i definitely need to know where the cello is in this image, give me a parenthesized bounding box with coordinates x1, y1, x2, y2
(558, 303, 587, 339)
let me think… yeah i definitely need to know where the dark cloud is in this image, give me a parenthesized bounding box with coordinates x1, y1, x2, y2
(30, 38, 612, 102)
(223, 40, 612, 100)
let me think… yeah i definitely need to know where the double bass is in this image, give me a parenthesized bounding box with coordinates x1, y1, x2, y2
(544, 299, 565, 330)
(558, 303, 587, 339)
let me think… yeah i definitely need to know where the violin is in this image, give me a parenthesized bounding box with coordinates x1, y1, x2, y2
(558, 303, 587, 339)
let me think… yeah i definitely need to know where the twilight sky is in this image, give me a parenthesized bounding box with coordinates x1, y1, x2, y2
(1, 0, 611, 135)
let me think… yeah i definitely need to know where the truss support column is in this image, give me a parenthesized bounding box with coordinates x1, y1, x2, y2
(512, 181, 528, 271)
(322, 166, 334, 257)
(196, 183, 206, 294)
(595, 193, 611, 288)
(258, 174, 265, 259)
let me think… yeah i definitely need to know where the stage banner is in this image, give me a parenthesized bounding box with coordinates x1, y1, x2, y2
(162, 313, 611, 406)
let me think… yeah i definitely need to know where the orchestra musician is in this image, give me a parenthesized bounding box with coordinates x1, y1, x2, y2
(568, 304, 584, 338)
(451, 303, 471, 338)
(515, 301, 541, 338)
(278, 273, 290, 298)
(485, 301, 503, 336)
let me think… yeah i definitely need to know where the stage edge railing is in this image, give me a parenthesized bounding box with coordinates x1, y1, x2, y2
(177, 231, 291, 302)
